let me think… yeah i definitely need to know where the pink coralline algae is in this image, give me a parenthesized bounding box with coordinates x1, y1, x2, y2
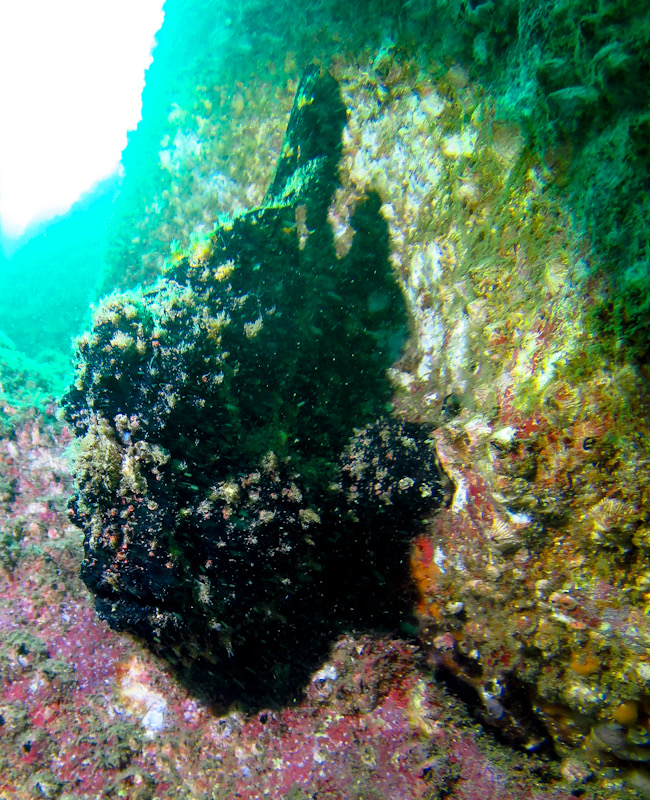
(0, 413, 584, 800)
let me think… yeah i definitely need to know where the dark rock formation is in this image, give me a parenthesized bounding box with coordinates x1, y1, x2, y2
(62, 68, 448, 708)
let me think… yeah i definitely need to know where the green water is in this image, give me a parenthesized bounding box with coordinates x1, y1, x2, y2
(1, 0, 649, 414)
(0, 178, 116, 412)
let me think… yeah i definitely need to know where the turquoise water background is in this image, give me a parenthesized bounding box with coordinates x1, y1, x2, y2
(1, 0, 649, 399)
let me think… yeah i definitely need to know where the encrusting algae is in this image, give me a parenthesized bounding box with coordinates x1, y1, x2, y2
(62, 69, 451, 715)
(135, 48, 650, 791)
(2, 1, 650, 796)
(75, 28, 650, 792)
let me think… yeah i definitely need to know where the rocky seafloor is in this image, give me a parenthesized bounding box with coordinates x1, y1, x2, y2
(3, 0, 650, 797)
(0, 409, 582, 800)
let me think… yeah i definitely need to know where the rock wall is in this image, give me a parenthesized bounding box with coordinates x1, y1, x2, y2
(64, 0, 650, 789)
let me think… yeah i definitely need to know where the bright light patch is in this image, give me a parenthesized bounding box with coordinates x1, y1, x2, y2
(0, 0, 164, 237)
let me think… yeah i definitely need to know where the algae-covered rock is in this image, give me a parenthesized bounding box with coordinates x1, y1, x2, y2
(62, 68, 448, 706)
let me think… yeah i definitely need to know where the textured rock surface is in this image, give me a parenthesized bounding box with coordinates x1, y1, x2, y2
(60, 28, 650, 791)
(2, 2, 649, 793)
(0, 415, 586, 799)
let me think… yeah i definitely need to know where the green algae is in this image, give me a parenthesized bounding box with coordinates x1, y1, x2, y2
(423, 0, 650, 355)
(61, 69, 450, 710)
(0, 0, 615, 371)
(0, 0, 648, 413)
(0, 333, 69, 422)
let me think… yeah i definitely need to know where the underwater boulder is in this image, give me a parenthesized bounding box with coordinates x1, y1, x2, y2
(62, 68, 449, 706)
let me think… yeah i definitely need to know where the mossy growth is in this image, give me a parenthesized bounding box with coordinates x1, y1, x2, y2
(62, 69, 447, 708)
(612, 259, 650, 355)
(68, 415, 123, 500)
(0, 520, 24, 572)
(0, 630, 49, 678)
(417, 0, 650, 355)
(65, 70, 407, 502)
(0, 331, 69, 434)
